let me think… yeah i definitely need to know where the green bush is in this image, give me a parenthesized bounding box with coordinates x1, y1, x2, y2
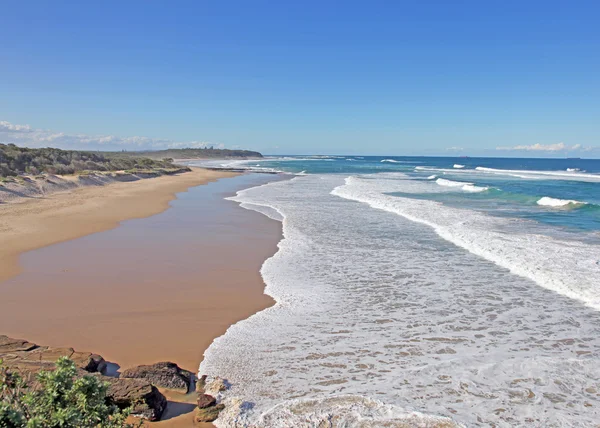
(0, 357, 139, 428)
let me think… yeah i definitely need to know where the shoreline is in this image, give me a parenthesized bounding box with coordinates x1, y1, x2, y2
(0, 171, 284, 426)
(0, 168, 237, 284)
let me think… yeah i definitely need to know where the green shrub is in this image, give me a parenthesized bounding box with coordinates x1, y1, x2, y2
(0, 357, 139, 428)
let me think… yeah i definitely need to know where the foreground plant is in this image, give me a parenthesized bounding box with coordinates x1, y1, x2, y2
(0, 357, 139, 428)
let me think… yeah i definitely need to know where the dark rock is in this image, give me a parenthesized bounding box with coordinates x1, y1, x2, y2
(195, 404, 225, 423)
(103, 376, 167, 421)
(197, 393, 216, 409)
(121, 361, 193, 391)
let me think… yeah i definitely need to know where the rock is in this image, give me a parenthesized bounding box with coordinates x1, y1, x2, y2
(102, 376, 167, 421)
(121, 361, 193, 391)
(197, 393, 216, 409)
(196, 374, 207, 393)
(204, 377, 228, 395)
(194, 404, 225, 423)
(0, 335, 37, 352)
(0, 336, 105, 375)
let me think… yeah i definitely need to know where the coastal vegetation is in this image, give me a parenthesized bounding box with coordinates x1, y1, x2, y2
(0, 143, 185, 177)
(0, 144, 262, 177)
(110, 147, 263, 160)
(0, 357, 137, 428)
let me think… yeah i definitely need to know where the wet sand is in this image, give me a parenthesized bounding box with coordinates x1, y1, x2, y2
(0, 168, 238, 284)
(0, 172, 284, 426)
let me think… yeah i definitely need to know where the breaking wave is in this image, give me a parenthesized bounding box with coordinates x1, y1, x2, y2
(475, 166, 600, 182)
(436, 178, 489, 193)
(537, 196, 587, 208)
(333, 175, 600, 309)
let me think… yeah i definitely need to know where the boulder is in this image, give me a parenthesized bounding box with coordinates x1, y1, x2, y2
(195, 404, 225, 423)
(121, 361, 193, 391)
(102, 376, 167, 421)
(197, 393, 216, 409)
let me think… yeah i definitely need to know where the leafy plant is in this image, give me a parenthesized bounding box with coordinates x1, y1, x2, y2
(0, 357, 140, 428)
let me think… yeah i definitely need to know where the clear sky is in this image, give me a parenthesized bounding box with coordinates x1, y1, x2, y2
(1, 0, 599, 156)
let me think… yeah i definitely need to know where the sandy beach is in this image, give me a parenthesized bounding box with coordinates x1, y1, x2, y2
(0, 168, 237, 283)
(0, 170, 283, 426)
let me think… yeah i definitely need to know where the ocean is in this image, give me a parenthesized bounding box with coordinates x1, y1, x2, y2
(192, 156, 600, 427)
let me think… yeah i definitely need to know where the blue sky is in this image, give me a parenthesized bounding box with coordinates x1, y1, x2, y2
(1, 0, 599, 156)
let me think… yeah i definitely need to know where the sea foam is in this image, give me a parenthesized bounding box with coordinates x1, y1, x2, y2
(333, 175, 600, 309)
(201, 174, 600, 427)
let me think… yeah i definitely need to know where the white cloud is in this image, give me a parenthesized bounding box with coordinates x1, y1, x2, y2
(496, 142, 568, 152)
(0, 120, 223, 151)
(0, 121, 32, 132)
(446, 146, 465, 151)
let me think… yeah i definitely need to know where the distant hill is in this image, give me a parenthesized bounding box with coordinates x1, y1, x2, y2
(113, 148, 263, 160)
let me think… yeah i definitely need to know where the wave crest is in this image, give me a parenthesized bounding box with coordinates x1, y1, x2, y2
(537, 196, 587, 208)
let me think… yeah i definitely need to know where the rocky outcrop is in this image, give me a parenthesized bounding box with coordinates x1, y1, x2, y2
(121, 361, 193, 392)
(0, 335, 167, 421)
(0, 336, 38, 352)
(0, 335, 106, 375)
(101, 376, 167, 421)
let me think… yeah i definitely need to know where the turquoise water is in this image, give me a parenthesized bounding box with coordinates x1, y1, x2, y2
(228, 156, 600, 232)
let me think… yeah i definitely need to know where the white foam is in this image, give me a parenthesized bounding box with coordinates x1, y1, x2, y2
(201, 174, 600, 427)
(381, 159, 400, 163)
(475, 166, 600, 182)
(453, 164, 465, 169)
(255, 396, 463, 428)
(537, 196, 587, 208)
(436, 178, 468, 187)
(427, 175, 437, 180)
(333, 175, 600, 309)
(462, 183, 489, 193)
(435, 178, 488, 192)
